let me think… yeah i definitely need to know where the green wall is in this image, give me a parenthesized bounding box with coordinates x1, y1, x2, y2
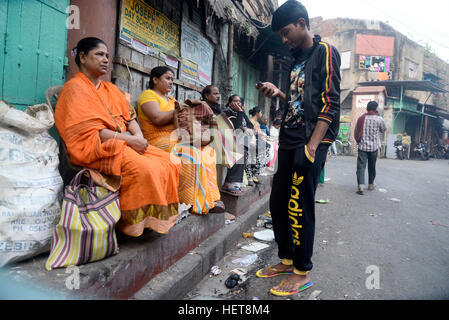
(0, 0, 69, 110)
(231, 53, 261, 113)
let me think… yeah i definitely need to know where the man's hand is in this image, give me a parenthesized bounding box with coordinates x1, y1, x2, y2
(128, 135, 148, 154)
(305, 144, 317, 162)
(306, 121, 330, 162)
(255, 82, 286, 101)
(256, 82, 279, 98)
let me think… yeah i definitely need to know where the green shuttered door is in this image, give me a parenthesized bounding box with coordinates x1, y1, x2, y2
(0, 0, 69, 110)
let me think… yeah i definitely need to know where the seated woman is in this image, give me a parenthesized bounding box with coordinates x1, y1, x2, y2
(55, 37, 181, 237)
(247, 107, 271, 184)
(221, 94, 253, 194)
(137, 66, 224, 215)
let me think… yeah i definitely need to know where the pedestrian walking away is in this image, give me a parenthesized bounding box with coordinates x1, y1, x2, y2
(354, 100, 386, 195)
(254, 0, 341, 297)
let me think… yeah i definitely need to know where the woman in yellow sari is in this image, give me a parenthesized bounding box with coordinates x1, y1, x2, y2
(55, 37, 181, 237)
(137, 66, 224, 215)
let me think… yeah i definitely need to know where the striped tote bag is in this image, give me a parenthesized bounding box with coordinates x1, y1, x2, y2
(45, 169, 121, 270)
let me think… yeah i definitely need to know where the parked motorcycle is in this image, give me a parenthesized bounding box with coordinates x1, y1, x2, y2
(414, 142, 430, 161)
(433, 143, 449, 159)
(335, 139, 352, 156)
(394, 140, 405, 160)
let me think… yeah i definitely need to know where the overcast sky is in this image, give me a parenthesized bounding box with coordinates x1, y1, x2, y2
(277, 0, 449, 62)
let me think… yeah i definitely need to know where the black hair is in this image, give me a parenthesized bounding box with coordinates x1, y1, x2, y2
(228, 94, 241, 104)
(271, 0, 310, 32)
(367, 101, 378, 111)
(249, 106, 262, 117)
(273, 119, 282, 126)
(201, 85, 218, 100)
(148, 66, 174, 89)
(73, 37, 107, 67)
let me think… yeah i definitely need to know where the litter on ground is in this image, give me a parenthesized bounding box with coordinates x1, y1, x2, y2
(253, 230, 275, 242)
(241, 242, 270, 253)
(232, 254, 258, 267)
(210, 266, 221, 276)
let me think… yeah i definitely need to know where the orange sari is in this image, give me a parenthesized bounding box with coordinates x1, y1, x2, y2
(55, 72, 181, 237)
(137, 90, 220, 215)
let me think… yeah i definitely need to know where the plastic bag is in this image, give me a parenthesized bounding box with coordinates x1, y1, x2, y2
(232, 254, 258, 267)
(0, 101, 63, 267)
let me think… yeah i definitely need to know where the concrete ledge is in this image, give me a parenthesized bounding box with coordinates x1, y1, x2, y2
(220, 175, 272, 216)
(132, 192, 270, 300)
(4, 212, 224, 300)
(3, 176, 272, 300)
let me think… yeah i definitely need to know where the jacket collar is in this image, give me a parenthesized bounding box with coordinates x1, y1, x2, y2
(290, 35, 322, 61)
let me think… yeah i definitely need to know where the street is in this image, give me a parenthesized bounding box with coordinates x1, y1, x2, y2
(184, 156, 449, 300)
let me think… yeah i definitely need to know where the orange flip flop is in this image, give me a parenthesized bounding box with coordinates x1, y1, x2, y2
(270, 281, 314, 297)
(256, 266, 294, 278)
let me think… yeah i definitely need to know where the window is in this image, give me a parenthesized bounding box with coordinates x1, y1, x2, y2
(407, 59, 418, 79)
(341, 51, 351, 70)
(359, 55, 390, 72)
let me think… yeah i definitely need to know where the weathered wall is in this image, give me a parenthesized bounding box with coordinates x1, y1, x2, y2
(67, 0, 118, 82)
(112, 0, 184, 107)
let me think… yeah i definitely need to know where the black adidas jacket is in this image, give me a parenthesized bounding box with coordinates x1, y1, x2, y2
(280, 35, 341, 148)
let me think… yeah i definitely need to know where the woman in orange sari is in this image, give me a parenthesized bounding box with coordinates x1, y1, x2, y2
(137, 66, 224, 215)
(55, 37, 181, 237)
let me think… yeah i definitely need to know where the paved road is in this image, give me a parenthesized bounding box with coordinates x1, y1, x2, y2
(184, 156, 449, 300)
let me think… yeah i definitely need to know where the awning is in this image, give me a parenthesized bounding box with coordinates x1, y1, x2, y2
(206, 0, 259, 38)
(358, 80, 448, 94)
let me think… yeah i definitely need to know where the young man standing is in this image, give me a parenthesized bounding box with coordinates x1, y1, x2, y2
(354, 101, 386, 195)
(255, 0, 341, 296)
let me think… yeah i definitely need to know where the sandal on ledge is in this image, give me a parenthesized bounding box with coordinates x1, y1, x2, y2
(221, 185, 243, 197)
(209, 200, 226, 213)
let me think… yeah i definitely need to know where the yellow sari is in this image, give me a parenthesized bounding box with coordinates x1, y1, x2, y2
(137, 90, 221, 215)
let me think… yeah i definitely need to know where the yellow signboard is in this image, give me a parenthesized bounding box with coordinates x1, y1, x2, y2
(120, 0, 180, 57)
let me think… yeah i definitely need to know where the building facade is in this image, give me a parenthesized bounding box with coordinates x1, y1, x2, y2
(1, 0, 289, 121)
(311, 17, 449, 157)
